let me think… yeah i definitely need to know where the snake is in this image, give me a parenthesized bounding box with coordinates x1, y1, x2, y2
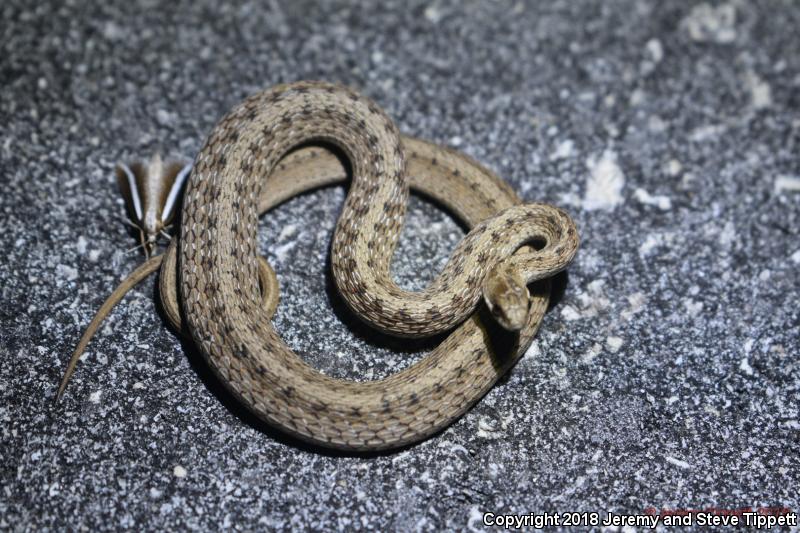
(56, 81, 579, 451)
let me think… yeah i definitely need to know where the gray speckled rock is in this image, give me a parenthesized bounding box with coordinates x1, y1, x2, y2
(2, 0, 798, 531)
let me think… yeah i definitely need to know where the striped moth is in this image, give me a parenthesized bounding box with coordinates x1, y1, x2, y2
(115, 154, 192, 258)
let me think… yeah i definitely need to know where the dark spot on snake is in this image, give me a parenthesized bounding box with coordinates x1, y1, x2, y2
(233, 344, 247, 359)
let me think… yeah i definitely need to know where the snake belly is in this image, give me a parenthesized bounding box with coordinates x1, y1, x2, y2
(170, 81, 578, 450)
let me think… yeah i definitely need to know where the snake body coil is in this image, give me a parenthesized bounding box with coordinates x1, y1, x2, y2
(59, 81, 579, 451)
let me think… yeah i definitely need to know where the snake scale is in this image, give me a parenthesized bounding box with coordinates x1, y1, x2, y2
(58, 81, 579, 451)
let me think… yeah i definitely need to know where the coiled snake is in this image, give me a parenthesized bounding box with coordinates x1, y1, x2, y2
(57, 81, 579, 451)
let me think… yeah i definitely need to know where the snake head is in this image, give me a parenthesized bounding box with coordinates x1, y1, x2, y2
(482, 265, 530, 331)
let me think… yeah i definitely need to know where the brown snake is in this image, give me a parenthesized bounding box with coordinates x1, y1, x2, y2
(57, 81, 579, 451)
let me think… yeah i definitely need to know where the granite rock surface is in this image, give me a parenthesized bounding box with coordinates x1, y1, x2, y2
(1, 0, 799, 530)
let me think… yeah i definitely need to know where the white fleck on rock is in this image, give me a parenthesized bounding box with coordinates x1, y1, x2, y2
(606, 336, 624, 353)
(718, 220, 736, 249)
(744, 70, 772, 109)
(88, 249, 101, 262)
(627, 292, 646, 310)
(278, 224, 297, 241)
(550, 139, 575, 161)
(684, 299, 703, 317)
(560, 305, 581, 321)
(449, 136, 463, 147)
(641, 38, 664, 74)
(646, 38, 664, 63)
(744, 338, 755, 353)
(89, 390, 102, 403)
(564, 279, 612, 321)
(525, 341, 540, 359)
(56, 264, 79, 282)
(666, 455, 692, 469)
(665, 159, 683, 177)
(639, 232, 671, 256)
(583, 149, 625, 211)
(680, 172, 697, 190)
(173, 465, 187, 478)
(467, 506, 486, 530)
(629, 88, 646, 106)
(633, 187, 672, 210)
(156, 109, 173, 126)
(690, 124, 726, 142)
(647, 115, 668, 133)
(739, 357, 754, 376)
(622, 292, 647, 321)
(774, 176, 800, 194)
(791, 250, 800, 264)
(477, 416, 504, 439)
(582, 343, 602, 364)
(370, 50, 384, 64)
(558, 191, 582, 208)
(76, 235, 88, 254)
(273, 241, 295, 262)
(380, 78, 395, 92)
(681, 3, 737, 44)
(102, 21, 125, 41)
(424, 4, 443, 23)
